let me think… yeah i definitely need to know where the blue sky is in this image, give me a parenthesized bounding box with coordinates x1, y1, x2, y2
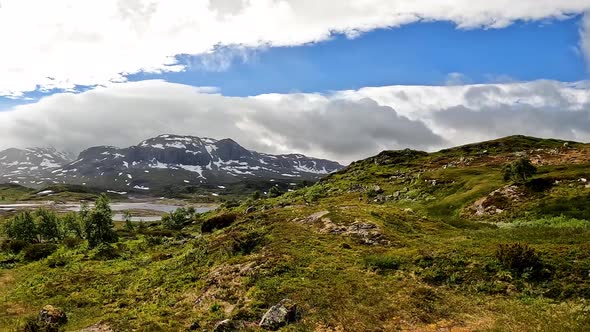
(138, 17, 585, 96)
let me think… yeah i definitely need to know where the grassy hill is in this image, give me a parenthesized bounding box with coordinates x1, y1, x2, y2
(1, 136, 590, 331)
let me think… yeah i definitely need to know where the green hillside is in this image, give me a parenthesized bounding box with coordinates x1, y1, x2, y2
(1, 136, 590, 331)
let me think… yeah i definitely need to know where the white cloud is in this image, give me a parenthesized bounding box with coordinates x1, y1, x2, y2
(0, 79, 589, 164)
(0, 0, 589, 96)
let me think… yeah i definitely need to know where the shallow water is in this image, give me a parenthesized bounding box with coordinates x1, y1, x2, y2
(0, 202, 216, 222)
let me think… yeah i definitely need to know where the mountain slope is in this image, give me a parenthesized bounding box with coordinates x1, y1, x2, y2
(0, 147, 73, 187)
(0, 135, 344, 192)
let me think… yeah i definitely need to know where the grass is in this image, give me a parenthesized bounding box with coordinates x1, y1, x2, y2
(1, 136, 590, 331)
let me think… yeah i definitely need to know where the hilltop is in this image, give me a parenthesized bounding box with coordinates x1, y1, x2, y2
(1, 135, 589, 331)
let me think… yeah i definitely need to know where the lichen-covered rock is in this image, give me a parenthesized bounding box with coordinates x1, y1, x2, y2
(259, 299, 299, 330)
(38, 305, 67, 326)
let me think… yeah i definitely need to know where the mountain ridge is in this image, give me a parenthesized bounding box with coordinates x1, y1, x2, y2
(0, 134, 344, 192)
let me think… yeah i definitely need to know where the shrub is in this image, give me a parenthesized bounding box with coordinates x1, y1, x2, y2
(304, 185, 326, 203)
(503, 158, 537, 183)
(222, 199, 241, 209)
(496, 243, 543, 276)
(201, 213, 237, 233)
(161, 207, 190, 230)
(363, 254, 401, 273)
(231, 230, 265, 255)
(268, 186, 283, 198)
(91, 243, 120, 260)
(47, 255, 67, 268)
(24, 243, 58, 261)
(1, 239, 29, 254)
(62, 237, 83, 248)
(145, 235, 164, 246)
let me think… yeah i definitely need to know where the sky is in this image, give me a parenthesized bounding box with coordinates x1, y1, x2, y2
(1, 0, 590, 164)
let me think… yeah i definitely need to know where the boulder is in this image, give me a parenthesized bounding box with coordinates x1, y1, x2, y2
(259, 299, 299, 330)
(38, 305, 67, 326)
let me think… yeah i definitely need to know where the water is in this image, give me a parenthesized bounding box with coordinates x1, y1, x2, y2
(0, 202, 217, 222)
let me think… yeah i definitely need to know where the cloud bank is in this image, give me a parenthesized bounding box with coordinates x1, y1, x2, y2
(0, 79, 589, 164)
(0, 0, 589, 96)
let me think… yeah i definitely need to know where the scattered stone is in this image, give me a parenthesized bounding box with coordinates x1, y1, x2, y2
(259, 299, 299, 330)
(580, 178, 588, 183)
(372, 185, 383, 194)
(38, 305, 67, 326)
(467, 185, 524, 217)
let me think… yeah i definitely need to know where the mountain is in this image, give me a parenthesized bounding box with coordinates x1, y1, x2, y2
(0, 135, 344, 192)
(0, 147, 73, 187)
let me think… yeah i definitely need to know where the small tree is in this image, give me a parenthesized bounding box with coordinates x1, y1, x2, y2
(251, 191, 261, 200)
(268, 186, 282, 198)
(60, 212, 84, 238)
(503, 158, 537, 183)
(84, 194, 117, 248)
(35, 208, 61, 242)
(162, 207, 189, 230)
(4, 211, 37, 243)
(123, 210, 135, 232)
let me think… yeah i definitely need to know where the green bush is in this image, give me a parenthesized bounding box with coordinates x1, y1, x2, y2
(1, 239, 29, 254)
(24, 243, 58, 261)
(62, 236, 83, 248)
(201, 213, 237, 233)
(503, 158, 537, 183)
(145, 235, 164, 246)
(496, 243, 543, 276)
(268, 186, 283, 198)
(363, 254, 401, 273)
(231, 230, 265, 255)
(91, 243, 120, 260)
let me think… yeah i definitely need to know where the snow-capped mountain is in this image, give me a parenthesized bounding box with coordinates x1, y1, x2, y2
(9, 135, 343, 191)
(0, 147, 74, 186)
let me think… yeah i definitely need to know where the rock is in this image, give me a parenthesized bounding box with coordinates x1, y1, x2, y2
(38, 305, 67, 326)
(296, 211, 329, 224)
(372, 185, 384, 193)
(580, 178, 588, 183)
(259, 299, 299, 330)
(213, 319, 245, 332)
